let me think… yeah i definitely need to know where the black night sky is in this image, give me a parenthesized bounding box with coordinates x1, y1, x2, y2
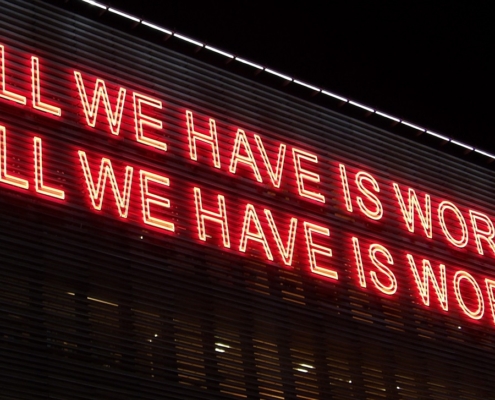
(70, 1, 494, 153)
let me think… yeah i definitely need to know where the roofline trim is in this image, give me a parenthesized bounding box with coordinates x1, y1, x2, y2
(79, 0, 495, 161)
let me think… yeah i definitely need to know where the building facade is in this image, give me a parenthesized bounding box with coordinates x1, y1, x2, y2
(1, 1, 495, 399)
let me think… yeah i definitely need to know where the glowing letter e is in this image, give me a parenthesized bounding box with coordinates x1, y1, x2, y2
(304, 221, 337, 279)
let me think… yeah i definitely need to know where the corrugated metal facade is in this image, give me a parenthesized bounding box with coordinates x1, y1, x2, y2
(1, 1, 495, 398)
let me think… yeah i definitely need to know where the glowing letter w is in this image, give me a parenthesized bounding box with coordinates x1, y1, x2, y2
(407, 254, 448, 311)
(393, 183, 432, 238)
(74, 71, 126, 135)
(78, 151, 133, 218)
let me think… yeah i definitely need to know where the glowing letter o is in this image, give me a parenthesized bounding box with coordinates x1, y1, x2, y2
(438, 201, 468, 248)
(453, 271, 484, 320)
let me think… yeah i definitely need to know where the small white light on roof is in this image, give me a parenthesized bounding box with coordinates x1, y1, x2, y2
(474, 149, 495, 159)
(321, 90, 347, 102)
(215, 348, 225, 353)
(77, 0, 486, 164)
(349, 100, 374, 113)
(142, 21, 172, 35)
(376, 111, 400, 122)
(235, 57, 263, 69)
(215, 342, 230, 348)
(205, 45, 233, 58)
(451, 140, 474, 151)
(401, 121, 425, 131)
(82, 0, 107, 9)
(265, 68, 292, 81)
(295, 368, 308, 373)
(300, 363, 314, 369)
(426, 130, 449, 141)
(108, 8, 140, 22)
(173, 33, 204, 47)
(294, 80, 320, 92)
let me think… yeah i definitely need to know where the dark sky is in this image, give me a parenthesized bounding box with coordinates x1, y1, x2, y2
(83, 1, 494, 152)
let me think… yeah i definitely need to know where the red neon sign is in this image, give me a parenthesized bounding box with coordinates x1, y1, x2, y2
(2, 42, 495, 331)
